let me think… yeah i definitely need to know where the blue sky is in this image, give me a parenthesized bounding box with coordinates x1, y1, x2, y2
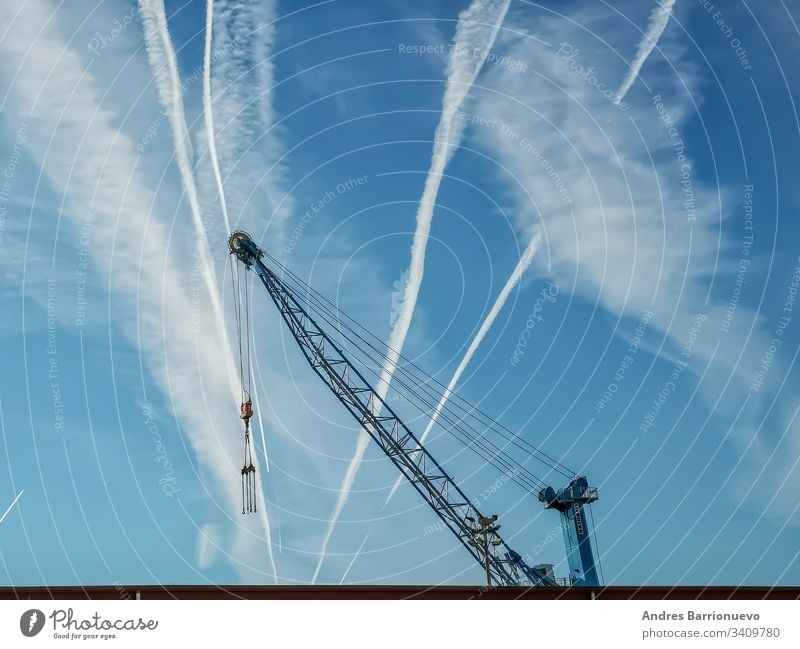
(0, 0, 798, 587)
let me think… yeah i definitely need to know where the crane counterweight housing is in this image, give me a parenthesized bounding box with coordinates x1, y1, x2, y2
(227, 230, 601, 587)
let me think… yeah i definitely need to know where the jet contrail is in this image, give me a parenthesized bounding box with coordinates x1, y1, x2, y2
(203, 0, 271, 473)
(202, 0, 231, 234)
(139, 0, 278, 582)
(138, 0, 228, 336)
(614, 0, 677, 104)
(311, 0, 511, 584)
(338, 532, 370, 584)
(0, 490, 23, 524)
(383, 233, 543, 506)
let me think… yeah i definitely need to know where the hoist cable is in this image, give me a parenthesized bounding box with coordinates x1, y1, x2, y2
(269, 276, 558, 494)
(272, 264, 571, 484)
(264, 252, 573, 477)
(230, 255, 246, 403)
(263, 254, 573, 479)
(255, 257, 547, 491)
(301, 300, 550, 492)
(244, 263, 252, 398)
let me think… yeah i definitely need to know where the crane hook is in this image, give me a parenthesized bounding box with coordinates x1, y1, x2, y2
(240, 400, 257, 515)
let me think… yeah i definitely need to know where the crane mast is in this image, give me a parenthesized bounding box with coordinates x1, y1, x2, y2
(228, 231, 598, 587)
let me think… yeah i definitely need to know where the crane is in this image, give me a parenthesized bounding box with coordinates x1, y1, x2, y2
(227, 230, 601, 587)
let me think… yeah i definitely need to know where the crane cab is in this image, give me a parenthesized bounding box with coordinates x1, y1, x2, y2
(539, 476, 600, 586)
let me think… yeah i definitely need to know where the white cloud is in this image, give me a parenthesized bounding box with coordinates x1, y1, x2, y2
(0, 0, 278, 580)
(470, 5, 797, 522)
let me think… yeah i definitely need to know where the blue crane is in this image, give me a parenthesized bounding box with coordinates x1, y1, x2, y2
(227, 230, 601, 587)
